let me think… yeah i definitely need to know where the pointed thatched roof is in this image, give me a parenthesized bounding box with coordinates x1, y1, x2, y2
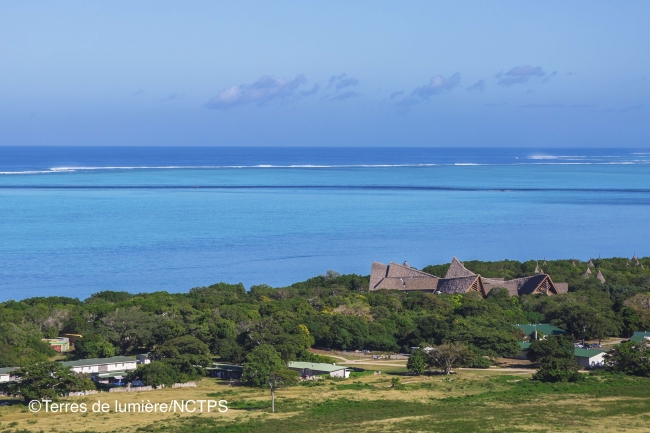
(596, 270, 606, 284)
(626, 261, 630, 268)
(633, 252, 638, 260)
(444, 257, 476, 279)
(635, 258, 640, 266)
(572, 260, 577, 266)
(370, 260, 487, 295)
(437, 275, 482, 295)
(583, 267, 592, 277)
(539, 268, 544, 274)
(483, 274, 559, 296)
(534, 264, 540, 273)
(588, 259, 595, 268)
(543, 258, 547, 266)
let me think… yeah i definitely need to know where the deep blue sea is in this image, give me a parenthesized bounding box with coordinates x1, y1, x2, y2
(1, 146, 650, 302)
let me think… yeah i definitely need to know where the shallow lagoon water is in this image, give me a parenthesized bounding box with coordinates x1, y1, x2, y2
(1, 147, 649, 301)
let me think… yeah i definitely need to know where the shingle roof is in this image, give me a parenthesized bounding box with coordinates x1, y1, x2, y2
(437, 275, 480, 294)
(374, 276, 440, 291)
(370, 261, 439, 291)
(554, 282, 569, 294)
(444, 257, 476, 278)
(386, 262, 436, 279)
(60, 356, 136, 367)
(485, 274, 556, 296)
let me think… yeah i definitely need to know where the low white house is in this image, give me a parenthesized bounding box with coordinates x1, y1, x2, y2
(60, 356, 138, 381)
(0, 367, 15, 383)
(287, 361, 351, 379)
(135, 353, 151, 364)
(574, 348, 606, 368)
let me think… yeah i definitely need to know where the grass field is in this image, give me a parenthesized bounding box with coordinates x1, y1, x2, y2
(1, 368, 649, 433)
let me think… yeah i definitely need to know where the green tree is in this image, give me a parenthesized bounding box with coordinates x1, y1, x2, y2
(151, 335, 211, 378)
(428, 342, 472, 375)
(241, 344, 284, 387)
(8, 361, 95, 402)
(127, 361, 183, 387)
(528, 336, 581, 383)
(407, 348, 428, 375)
(267, 368, 300, 413)
(73, 334, 115, 359)
(604, 341, 650, 376)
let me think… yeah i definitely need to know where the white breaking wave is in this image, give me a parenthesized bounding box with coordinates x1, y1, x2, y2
(1, 161, 649, 175)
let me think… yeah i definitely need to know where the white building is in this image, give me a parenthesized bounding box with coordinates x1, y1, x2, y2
(287, 361, 351, 379)
(60, 356, 138, 381)
(574, 348, 606, 369)
(135, 353, 151, 364)
(0, 367, 15, 383)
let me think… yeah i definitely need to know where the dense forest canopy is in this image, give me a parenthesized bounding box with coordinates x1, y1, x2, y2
(1, 257, 649, 369)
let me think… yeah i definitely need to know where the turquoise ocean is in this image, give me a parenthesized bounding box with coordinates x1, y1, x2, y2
(1, 147, 649, 301)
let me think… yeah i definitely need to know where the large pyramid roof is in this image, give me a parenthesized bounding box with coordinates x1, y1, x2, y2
(444, 257, 476, 278)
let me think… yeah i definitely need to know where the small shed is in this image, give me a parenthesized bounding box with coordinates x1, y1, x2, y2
(574, 348, 606, 368)
(42, 337, 70, 352)
(287, 361, 351, 379)
(135, 353, 151, 364)
(0, 367, 16, 383)
(207, 363, 243, 380)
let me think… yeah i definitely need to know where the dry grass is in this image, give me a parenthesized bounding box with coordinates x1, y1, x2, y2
(1, 369, 649, 433)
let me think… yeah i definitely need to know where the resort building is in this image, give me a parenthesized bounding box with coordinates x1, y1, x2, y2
(369, 257, 568, 297)
(60, 356, 137, 383)
(287, 361, 351, 379)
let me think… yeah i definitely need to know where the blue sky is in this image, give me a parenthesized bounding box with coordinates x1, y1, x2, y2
(1, 1, 648, 147)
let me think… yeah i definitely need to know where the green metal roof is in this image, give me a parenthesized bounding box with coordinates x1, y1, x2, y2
(0, 367, 15, 375)
(207, 363, 243, 371)
(630, 332, 650, 342)
(60, 356, 136, 367)
(519, 342, 531, 350)
(514, 324, 568, 336)
(574, 348, 605, 358)
(287, 361, 349, 372)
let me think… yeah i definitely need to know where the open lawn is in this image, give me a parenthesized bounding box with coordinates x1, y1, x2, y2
(1, 369, 649, 432)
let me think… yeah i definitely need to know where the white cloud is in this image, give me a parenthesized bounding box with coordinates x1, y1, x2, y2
(467, 79, 486, 92)
(496, 66, 545, 86)
(205, 75, 310, 109)
(411, 73, 461, 99)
